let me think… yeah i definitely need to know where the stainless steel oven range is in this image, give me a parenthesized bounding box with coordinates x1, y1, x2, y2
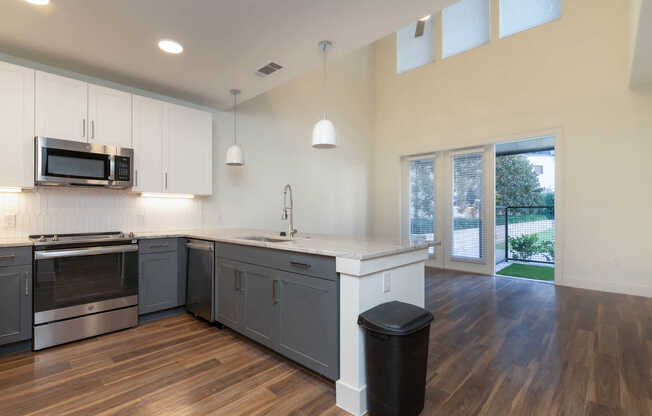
(31, 232, 139, 350)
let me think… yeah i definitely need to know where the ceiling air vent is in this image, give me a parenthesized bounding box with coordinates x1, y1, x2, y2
(256, 62, 283, 76)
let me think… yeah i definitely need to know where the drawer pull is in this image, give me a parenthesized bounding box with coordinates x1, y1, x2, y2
(0, 255, 16, 261)
(290, 261, 311, 269)
(149, 244, 169, 249)
(25, 274, 29, 296)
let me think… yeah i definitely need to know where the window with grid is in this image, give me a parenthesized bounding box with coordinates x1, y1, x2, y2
(442, 0, 491, 59)
(499, 0, 562, 38)
(451, 152, 484, 259)
(409, 158, 435, 255)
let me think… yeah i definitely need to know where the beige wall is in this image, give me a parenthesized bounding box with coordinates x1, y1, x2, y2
(202, 46, 375, 236)
(371, 0, 652, 295)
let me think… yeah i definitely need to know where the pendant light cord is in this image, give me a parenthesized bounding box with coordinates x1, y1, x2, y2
(233, 93, 237, 146)
(322, 45, 328, 120)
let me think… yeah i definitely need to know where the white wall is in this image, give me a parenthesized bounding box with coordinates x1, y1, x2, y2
(371, 0, 652, 296)
(202, 46, 375, 237)
(0, 187, 202, 238)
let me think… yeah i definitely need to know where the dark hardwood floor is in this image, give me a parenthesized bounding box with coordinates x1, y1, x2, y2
(1, 268, 651, 415)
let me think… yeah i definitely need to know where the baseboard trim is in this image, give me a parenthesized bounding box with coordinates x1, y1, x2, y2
(336, 379, 368, 416)
(558, 278, 652, 298)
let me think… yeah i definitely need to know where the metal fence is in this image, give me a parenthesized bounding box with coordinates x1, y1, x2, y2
(495, 206, 555, 265)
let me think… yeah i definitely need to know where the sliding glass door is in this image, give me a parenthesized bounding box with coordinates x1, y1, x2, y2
(451, 151, 485, 260)
(403, 146, 493, 274)
(407, 158, 436, 256)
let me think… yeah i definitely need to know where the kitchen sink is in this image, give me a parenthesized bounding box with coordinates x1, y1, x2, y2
(239, 236, 291, 243)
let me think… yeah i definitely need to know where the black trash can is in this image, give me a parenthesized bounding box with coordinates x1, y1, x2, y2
(358, 300, 434, 416)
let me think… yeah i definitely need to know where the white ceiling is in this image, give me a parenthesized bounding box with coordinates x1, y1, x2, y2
(0, 0, 455, 109)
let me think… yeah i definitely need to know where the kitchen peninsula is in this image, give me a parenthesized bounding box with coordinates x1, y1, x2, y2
(136, 228, 428, 416)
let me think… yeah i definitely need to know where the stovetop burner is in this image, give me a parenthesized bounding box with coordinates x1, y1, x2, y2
(29, 231, 136, 246)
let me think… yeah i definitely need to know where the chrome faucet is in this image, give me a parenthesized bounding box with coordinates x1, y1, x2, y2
(282, 184, 297, 239)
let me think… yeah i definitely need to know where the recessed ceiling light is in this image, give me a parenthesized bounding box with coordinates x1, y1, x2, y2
(24, 0, 49, 5)
(158, 39, 183, 54)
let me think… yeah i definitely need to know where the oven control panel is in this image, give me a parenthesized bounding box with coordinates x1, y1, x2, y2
(114, 156, 131, 182)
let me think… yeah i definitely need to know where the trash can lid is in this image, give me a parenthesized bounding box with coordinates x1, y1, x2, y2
(357, 301, 434, 336)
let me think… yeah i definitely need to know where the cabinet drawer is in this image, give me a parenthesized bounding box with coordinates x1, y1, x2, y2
(139, 238, 177, 253)
(215, 243, 337, 281)
(0, 246, 32, 267)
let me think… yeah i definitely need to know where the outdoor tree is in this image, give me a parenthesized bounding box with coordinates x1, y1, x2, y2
(495, 155, 543, 207)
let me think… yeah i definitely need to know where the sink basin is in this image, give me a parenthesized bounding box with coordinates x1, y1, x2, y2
(239, 236, 291, 243)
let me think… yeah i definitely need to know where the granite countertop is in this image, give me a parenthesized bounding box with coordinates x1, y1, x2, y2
(0, 228, 429, 260)
(134, 228, 429, 260)
(0, 238, 34, 248)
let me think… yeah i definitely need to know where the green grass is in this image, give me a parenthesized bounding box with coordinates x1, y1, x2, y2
(496, 264, 554, 282)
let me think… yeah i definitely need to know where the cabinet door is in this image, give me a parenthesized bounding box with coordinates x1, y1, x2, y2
(0, 62, 34, 188)
(215, 259, 243, 329)
(165, 104, 212, 195)
(241, 264, 278, 348)
(277, 271, 339, 380)
(0, 266, 32, 346)
(132, 95, 164, 193)
(35, 71, 88, 142)
(139, 251, 179, 315)
(88, 84, 132, 147)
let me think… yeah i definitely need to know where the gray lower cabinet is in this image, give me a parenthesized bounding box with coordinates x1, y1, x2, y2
(0, 265, 32, 346)
(139, 249, 180, 315)
(216, 260, 243, 328)
(240, 263, 279, 349)
(276, 270, 338, 380)
(215, 250, 339, 380)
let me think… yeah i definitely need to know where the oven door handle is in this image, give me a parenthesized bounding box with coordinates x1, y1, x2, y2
(34, 244, 139, 260)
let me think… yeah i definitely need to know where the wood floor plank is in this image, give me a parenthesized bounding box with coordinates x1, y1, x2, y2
(1, 270, 652, 415)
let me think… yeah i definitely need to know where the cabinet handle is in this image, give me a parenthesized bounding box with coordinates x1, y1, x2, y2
(82, 119, 86, 138)
(234, 272, 239, 291)
(91, 120, 95, 139)
(25, 273, 29, 296)
(290, 261, 311, 269)
(134, 169, 138, 187)
(149, 244, 169, 249)
(273, 280, 280, 304)
(0, 255, 16, 261)
(165, 172, 168, 189)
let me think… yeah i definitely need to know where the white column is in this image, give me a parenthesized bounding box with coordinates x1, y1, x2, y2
(335, 249, 428, 416)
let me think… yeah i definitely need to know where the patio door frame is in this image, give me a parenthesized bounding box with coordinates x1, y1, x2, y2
(401, 145, 495, 275)
(399, 127, 563, 282)
(442, 145, 495, 276)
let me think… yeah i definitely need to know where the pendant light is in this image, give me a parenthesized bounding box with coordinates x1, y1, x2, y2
(312, 40, 337, 149)
(225, 89, 244, 166)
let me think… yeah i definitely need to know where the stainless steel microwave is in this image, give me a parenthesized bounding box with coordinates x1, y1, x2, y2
(35, 137, 133, 188)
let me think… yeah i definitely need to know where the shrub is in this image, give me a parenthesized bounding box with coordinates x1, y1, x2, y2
(509, 234, 540, 260)
(539, 240, 555, 262)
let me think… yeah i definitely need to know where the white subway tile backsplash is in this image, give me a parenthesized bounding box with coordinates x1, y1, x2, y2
(0, 187, 202, 238)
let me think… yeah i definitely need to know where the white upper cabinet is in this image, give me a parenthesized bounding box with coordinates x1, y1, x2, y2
(132, 95, 165, 193)
(6, 62, 211, 196)
(165, 103, 213, 196)
(0, 61, 34, 188)
(36, 71, 132, 147)
(35, 71, 88, 142)
(88, 84, 132, 148)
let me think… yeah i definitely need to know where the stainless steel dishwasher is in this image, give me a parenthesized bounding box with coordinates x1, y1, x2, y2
(185, 239, 215, 322)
